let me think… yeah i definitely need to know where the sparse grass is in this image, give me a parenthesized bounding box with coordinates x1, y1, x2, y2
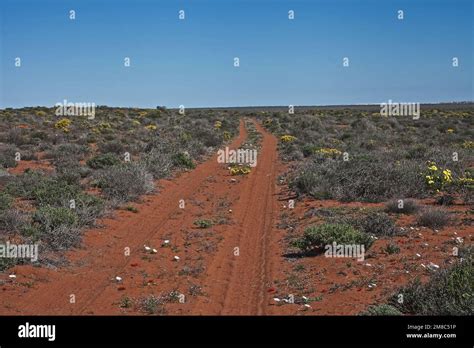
(193, 219, 213, 229)
(125, 205, 138, 213)
(384, 243, 400, 255)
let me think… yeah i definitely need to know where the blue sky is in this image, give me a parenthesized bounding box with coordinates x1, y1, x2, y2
(0, 0, 472, 108)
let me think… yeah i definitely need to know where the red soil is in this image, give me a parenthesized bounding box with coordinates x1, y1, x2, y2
(0, 119, 284, 315)
(0, 119, 471, 315)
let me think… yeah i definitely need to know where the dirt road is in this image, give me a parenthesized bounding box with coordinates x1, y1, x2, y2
(0, 118, 282, 315)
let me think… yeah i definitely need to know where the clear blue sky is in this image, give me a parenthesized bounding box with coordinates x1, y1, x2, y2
(0, 0, 472, 108)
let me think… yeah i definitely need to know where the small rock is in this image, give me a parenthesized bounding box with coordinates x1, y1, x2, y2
(174, 256, 180, 261)
(115, 276, 122, 282)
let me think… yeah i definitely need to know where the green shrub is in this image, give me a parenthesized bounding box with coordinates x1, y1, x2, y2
(74, 193, 105, 227)
(33, 206, 78, 232)
(361, 304, 402, 316)
(32, 178, 80, 207)
(86, 153, 121, 169)
(33, 206, 80, 250)
(0, 192, 13, 211)
(193, 219, 213, 228)
(292, 223, 373, 253)
(384, 243, 400, 254)
(172, 152, 195, 169)
(354, 212, 398, 237)
(391, 249, 473, 315)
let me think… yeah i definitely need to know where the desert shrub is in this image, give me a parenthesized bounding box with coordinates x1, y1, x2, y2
(50, 143, 89, 161)
(96, 163, 154, 203)
(5, 170, 48, 198)
(86, 153, 121, 169)
(56, 161, 83, 185)
(0, 208, 27, 234)
(384, 199, 419, 214)
(33, 206, 78, 231)
(391, 249, 473, 315)
(74, 194, 105, 227)
(136, 295, 166, 315)
(416, 207, 450, 229)
(290, 156, 426, 202)
(40, 224, 81, 251)
(436, 194, 455, 206)
(5, 170, 81, 207)
(290, 169, 323, 198)
(193, 128, 221, 147)
(0, 192, 13, 211)
(32, 178, 81, 207)
(172, 152, 195, 169)
(142, 149, 173, 179)
(354, 212, 398, 237)
(384, 243, 401, 254)
(360, 304, 402, 316)
(98, 141, 125, 155)
(292, 223, 373, 253)
(193, 219, 213, 228)
(6, 128, 26, 146)
(33, 206, 80, 250)
(0, 254, 21, 272)
(0, 145, 18, 168)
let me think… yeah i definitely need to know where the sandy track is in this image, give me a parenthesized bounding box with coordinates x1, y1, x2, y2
(191, 121, 279, 315)
(0, 119, 282, 315)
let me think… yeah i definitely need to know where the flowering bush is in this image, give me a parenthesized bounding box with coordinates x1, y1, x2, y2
(54, 118, 72, 132)
(214, 120, 222, 129)
(280, 135, 296, 143)
(424, 161, 452, 192)
(229, 164, 251, 175)
(223, 131, 232, 141)
(314, 148, 342, 157)
(145, 124, 157, 131)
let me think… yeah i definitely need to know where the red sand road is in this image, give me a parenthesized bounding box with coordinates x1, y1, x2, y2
(0, 119, 283, 315)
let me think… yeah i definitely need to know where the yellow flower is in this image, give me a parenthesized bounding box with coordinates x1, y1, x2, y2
(428, 165, 438, 171)
(280, 135, 296, 143)
(447, 129, 454, 133)
(54, 118, 72, 132)
(315, 148, 342, 157)
(145, 124, 157, 131)
(442, 169, 452, 182)
(223, 131, 232, 140)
